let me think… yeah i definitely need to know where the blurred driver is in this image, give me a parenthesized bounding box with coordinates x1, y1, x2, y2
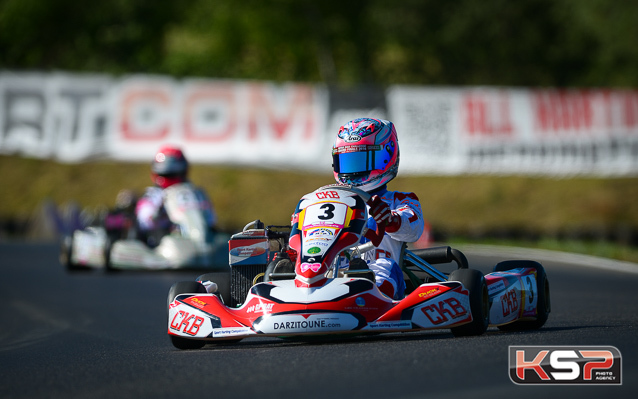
(333, 118, 425, 299)
(135, 145, 216, 245)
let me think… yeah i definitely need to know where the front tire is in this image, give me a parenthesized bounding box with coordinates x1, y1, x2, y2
(104, 237, 118, 272)
(494, 260, 550, 331)
(449, 268, 489, 337)
(167, 281, 207, 350)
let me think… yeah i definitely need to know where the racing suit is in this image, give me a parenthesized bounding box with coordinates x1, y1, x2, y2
(357, 186, 424, 300)
(135, 183, 216, 244)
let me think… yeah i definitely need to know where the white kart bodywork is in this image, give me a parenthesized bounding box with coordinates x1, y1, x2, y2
(66, 183, 228, 271)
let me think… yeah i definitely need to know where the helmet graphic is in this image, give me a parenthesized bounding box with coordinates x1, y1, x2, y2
(151, 145, 188, 188)
(332, 118, 399, 192)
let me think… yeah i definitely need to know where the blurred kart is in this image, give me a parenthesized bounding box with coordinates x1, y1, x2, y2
(166, 185, 550, 349)
(60, 183, 228, 271)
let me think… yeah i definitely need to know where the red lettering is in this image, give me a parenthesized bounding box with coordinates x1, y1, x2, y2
(464, 92, 513, 137)
(183, 84, 236, 142)
(120, 89, 171, 140)
(178, 313, 194, 332)
(501, 289, 519, 317)
(247, 84, 316, 141)
(516, 350, 551, 380)
(316, 191, 340, 199)
(422, 298, 466, 325)
(170, 310, 205, 335)
(170, 310, 185, 330)
(185, 316, 205, 335)
(580, 350, 614, 380)
(422, 305, 446, 324)
(622, 91, 638, 128)
(534, 91, 594, 134)
(444, 297, 466, 316)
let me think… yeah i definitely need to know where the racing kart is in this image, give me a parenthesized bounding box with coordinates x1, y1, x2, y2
(60, 183, 228, 271)
(167, 185, 551, 349)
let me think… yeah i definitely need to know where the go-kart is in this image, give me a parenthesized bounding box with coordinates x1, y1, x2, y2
(60, 183, 228, 271)
(167, 185, 551, 349)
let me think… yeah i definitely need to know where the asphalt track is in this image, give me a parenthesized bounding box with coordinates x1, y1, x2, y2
(1, 242, 637, 399)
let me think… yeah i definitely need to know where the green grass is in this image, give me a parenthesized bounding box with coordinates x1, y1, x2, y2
(2, 155, 637, 263)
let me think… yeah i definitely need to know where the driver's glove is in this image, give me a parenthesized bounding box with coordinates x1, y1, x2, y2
(369, 195, 401, 233)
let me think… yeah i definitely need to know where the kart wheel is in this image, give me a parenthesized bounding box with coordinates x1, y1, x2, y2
(196, 272, 231, 305)
(449, 268, 489, 337)
(104, 237, 117, 272)
(60, 235, 79, 271)
(494, 260, 551, 331)
(167, 281, 207, 350)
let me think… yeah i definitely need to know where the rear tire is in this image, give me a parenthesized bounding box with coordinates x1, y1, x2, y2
(449, 268, 489, 337)
(167, 281, 207, 350)
(494, 260, 551, 331)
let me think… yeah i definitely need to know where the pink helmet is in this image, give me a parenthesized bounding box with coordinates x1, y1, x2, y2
(151, 145, 188, 188)
(332, 118, 399, 192)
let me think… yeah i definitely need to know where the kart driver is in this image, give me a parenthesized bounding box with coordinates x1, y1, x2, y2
(135, 145, 217, 246)
(333, 118, 425, 300)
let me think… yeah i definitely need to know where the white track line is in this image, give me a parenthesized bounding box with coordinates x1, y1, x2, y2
(455, 244, 638, 275)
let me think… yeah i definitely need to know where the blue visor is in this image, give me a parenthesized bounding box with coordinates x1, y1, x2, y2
(333, 145, 393, 174)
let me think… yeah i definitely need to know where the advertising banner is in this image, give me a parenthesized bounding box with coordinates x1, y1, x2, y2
(2, 72, 637, 176)
(389, 86, 638, 175)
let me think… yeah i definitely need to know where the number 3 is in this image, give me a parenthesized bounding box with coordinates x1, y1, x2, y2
(318, 204, 335, 220)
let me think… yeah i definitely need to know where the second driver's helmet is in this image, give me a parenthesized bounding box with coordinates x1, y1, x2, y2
(151, 145, 189, 188)
(332, 118, 399, 192)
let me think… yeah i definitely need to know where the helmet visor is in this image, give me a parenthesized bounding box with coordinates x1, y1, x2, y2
(333, 145, 392, 174)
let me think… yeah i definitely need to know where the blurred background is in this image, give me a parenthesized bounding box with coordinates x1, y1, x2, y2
(1, 0, 637, 261)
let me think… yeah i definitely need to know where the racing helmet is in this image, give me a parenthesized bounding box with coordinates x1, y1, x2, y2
(332, 118, 399, 192)
(151, 145, 188, 188)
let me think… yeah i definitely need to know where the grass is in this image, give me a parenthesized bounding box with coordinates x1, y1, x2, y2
(1, 155, 637, 263)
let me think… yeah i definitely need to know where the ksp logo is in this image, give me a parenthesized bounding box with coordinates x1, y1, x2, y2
(509, 346, 622, 385)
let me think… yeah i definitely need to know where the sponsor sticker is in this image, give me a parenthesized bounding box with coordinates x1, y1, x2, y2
(212, 327, 253, 337)
(254, 313, 359, 334)
(418, 287, 440, 299)
(187, 297, 208, 308)
(305, 239, 331, 247)
(509, 346, 622, 385)
(487, 279, 506, 294)
(230, 246, 266, 257)
(366, 320, 412, 330)
(308, 227, 336, 237)
(246, 303, 275, 314)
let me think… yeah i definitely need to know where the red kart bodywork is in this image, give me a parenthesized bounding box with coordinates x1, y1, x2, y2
(167, 186, 549, 346)
(168, 277, 475, 340)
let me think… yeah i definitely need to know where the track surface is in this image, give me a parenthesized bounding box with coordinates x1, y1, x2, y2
(1, 242, 637, 399)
